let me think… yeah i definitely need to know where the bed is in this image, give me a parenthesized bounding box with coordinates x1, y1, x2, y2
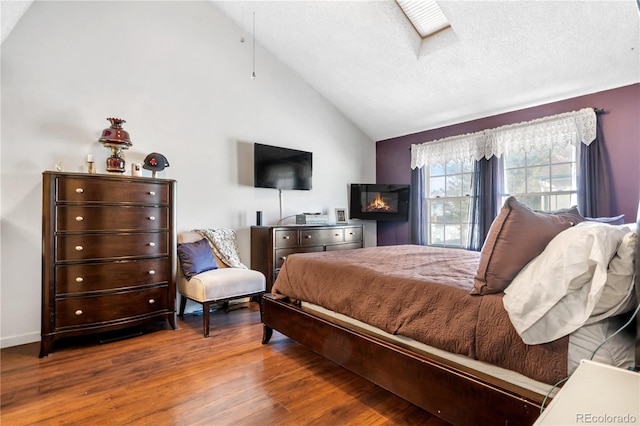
(260, 198, 640, 426)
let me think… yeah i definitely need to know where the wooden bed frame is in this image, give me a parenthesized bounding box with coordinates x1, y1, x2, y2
(260, 213, 640, 426)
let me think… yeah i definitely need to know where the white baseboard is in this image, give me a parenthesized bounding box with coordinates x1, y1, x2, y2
(0, 299, 249, 349)
(1, 331, 40, 349)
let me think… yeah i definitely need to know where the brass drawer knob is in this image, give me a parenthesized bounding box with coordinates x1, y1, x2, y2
(75, 245, 84, 251)
(148, 242, 156, 247)
(75, 310, 83, 316)
(283, 236, 290, 239)
(148, 191, 156, 196)
(148, 270, 156, 275)
(75, 277, 84, 283)
(305, 235, 312, 239)
(75, 188, 84, 193)
(148, 216, 156, 221)
(148, 299, 155, 304)
(75, 216, 84, 222)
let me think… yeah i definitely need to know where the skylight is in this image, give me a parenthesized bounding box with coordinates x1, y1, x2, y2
(396, 0, 450, 38)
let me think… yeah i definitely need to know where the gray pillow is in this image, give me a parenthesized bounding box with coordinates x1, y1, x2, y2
(586, 214, 625, 225)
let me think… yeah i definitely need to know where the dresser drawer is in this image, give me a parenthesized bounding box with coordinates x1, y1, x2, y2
(56, 177, 169, 204)
(55, 286, 168, 328)
(300, 228, 344, 246)
(55, 258, 169, 295)
(325, 242, 363, 251)
(344, 227, 362, 242)
(274, 247, 323, 269)
(56, 232, 168, 261)
(56, 206, 168, 232)
(274, 229, 299, 248)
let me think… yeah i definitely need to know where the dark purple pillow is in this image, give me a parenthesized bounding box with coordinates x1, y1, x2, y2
(586, 214, 625, 225)
(177, 238, 218, 279)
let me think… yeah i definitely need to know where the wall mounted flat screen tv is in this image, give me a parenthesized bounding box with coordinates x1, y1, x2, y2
(254, 143, 312, 190)
(350, 184, 410, 221)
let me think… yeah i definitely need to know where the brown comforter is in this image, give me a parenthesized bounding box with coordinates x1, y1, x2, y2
(272, 245, 568, 384)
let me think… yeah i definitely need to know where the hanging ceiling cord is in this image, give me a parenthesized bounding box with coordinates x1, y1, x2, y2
(251, 11, 256, 80)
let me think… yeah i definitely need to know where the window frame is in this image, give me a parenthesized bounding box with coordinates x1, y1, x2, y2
(423, 146, 579, 248)
(425, 160, 474, 247)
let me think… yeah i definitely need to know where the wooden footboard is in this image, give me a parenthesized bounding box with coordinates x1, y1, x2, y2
(261, 294, 545, 426)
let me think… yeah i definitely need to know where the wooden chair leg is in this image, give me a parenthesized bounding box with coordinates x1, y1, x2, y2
(202, 301, 211, 337)
(178, 294, 187, 318)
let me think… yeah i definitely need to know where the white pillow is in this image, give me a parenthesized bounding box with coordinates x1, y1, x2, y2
(589, 230, 637, 319)
(503, 222, 632, 345)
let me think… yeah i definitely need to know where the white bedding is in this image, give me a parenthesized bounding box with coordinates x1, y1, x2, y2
(503, 222, 637, 345)
(567, 314, 636, 375)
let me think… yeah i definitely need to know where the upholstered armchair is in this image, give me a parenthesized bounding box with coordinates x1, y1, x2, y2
(177, 230, 266, 337)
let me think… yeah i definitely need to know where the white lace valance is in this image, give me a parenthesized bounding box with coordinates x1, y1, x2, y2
(411, 108, 596, 169)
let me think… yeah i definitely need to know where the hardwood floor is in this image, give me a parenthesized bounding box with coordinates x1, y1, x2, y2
(1, 302, 449, 425)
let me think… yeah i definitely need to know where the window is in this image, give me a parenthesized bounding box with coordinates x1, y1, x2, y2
(424, 147, 578, 247)
(396, 0, 450, 39)
(413, 109, 596, 247)
(503, 145, 577, 210)
(426, 160, 473, 247)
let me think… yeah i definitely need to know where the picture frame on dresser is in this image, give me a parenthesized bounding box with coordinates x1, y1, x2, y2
(335, 208, 347, 224)
(40, 171, 177, 357)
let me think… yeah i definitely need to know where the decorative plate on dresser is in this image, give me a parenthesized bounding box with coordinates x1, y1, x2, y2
(40, 171, 177, 357)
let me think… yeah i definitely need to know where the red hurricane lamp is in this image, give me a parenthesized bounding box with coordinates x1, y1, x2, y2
(99, 117, 133, 174)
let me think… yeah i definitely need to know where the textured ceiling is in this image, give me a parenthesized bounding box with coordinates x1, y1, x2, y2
(3, 1, 639, 142)
(0, 0, 32, 44)
(213, 0, 640, 141)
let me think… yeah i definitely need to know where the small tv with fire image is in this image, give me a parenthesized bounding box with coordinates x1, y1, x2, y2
(349, 184, 410, 221)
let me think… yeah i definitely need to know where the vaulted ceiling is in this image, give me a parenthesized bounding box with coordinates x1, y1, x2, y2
(213, 0, 640, 141)
(3, 1, 639, 141)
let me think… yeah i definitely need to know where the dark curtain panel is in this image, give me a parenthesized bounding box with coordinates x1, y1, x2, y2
(467, 156, 504, 251)
(410, 166, 427, 245)
(578, 118, 612, 217)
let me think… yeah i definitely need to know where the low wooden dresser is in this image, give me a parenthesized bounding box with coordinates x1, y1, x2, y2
(40, 171, 177, 357)
(251, 224, 363, 292)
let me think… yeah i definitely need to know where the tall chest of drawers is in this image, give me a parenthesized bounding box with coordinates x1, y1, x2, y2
(251, 224, 363, 293)
(40, 171, 177, 357)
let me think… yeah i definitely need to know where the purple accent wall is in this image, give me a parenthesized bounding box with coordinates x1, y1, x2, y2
(376, 83, 640, 246)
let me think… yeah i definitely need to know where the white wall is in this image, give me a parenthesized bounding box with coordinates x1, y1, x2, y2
(0, 1, 376, 348)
